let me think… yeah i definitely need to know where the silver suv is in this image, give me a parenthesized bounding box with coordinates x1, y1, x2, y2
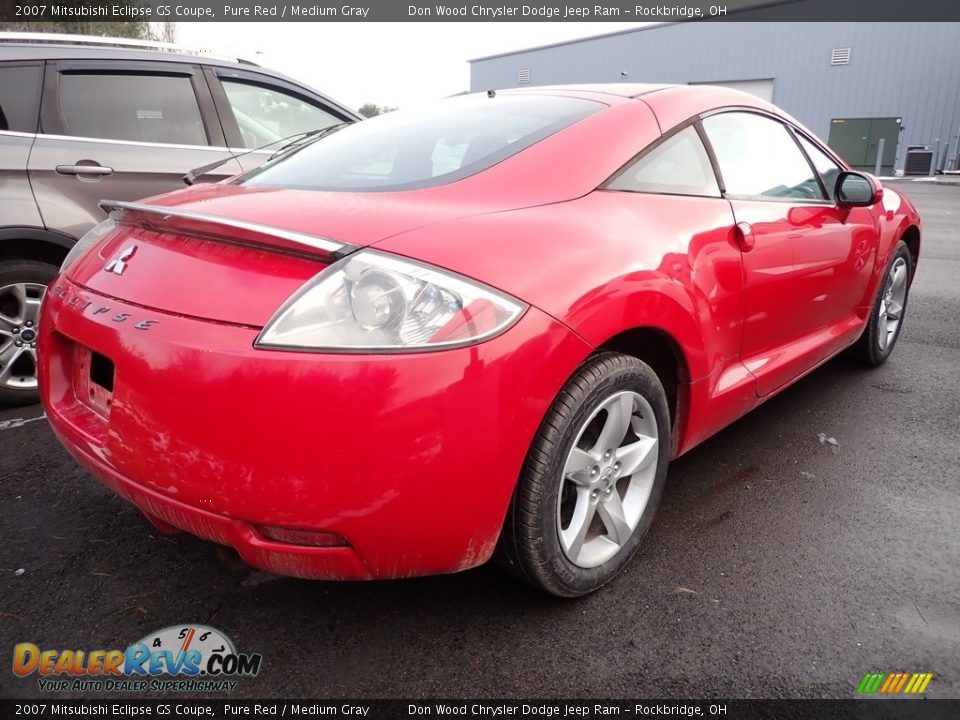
(0, 32, 360, 405)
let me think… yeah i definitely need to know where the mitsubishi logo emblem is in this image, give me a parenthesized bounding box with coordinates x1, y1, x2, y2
(104, 245, 137, 275)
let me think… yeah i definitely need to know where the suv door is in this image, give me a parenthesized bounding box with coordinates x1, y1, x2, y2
(28, 60, 243, 239)
(0, 61, 48, 404)
(0, 62, 44, 229)
(701, 111, 878, 396)
(204, 66, 351, 172)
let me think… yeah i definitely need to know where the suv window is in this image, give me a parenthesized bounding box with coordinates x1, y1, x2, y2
(58, 73, 207, 145)
(797, 134, 843, 200)
(240, 94, 601, 192)
(221, 79, 341, 148)
(608, 125, 720, 197)
(0, 65, 42, 133)
(702, 112, 825, 201)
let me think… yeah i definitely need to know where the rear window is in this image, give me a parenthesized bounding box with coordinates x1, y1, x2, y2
(238, 94, 602, 192)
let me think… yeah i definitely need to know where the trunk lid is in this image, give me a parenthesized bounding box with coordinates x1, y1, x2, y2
(66, 184, 494, 327)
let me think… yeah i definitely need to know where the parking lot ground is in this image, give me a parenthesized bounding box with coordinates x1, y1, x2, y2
(1, 182, 958, 700)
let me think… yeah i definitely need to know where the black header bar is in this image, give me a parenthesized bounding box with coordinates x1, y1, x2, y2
(2, 700, 960, 719)
(1, 0, 959, 22)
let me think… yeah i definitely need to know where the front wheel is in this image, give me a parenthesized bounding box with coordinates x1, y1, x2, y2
(854, 241, 912, 366)
(0, 260, 59, 407)
(496, 353, 671, 597)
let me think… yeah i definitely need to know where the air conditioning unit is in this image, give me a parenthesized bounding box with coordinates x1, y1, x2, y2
(904, 146, 934, 175)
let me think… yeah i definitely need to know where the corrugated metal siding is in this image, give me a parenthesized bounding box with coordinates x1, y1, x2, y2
(470, 22, 960, 171)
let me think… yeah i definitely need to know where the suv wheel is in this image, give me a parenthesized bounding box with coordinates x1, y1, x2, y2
(0, 260, 58, 407)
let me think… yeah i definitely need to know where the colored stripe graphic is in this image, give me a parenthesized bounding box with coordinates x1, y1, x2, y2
(880, 673, 897, 693)
(857, 673, 886, 693)
(913, 673, 933, 694)
(893, 673, 909, 693)
(904, 674, 922, 693)
(887, 673, 909, 695)
(859, 672, 933, 694)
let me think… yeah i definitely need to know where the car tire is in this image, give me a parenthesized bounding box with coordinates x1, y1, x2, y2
(0, 259, 59, 407)
(496, 352, 671, 597)
(854, 241, 912, 367)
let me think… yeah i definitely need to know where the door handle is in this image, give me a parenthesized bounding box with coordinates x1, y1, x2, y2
(734, 222, 755, 252)
(56, 164, 114, 177)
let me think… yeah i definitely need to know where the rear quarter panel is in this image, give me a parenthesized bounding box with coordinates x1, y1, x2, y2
(376, 191, 740, 382)
(375, 190, 748, 455)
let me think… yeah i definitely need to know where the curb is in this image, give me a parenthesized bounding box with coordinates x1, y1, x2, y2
(881, 178, 960, 186)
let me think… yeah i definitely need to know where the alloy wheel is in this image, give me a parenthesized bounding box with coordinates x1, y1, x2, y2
(877, 256, 908, 352)
(557, 390, 659, 568)
(0, 282, 46, 390)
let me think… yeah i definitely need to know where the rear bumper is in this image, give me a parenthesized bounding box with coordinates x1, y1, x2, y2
(39, 277, 590, 579)
(57, 435, 373, 580)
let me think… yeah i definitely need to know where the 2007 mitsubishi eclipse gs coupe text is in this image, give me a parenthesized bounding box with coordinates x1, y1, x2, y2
(38, 84, 920, 596)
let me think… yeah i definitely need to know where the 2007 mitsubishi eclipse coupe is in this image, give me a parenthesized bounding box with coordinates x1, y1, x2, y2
(39, 85, 920, 596)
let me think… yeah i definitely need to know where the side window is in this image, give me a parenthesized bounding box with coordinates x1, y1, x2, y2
(220, 79, 341, 149)
(702, 112, 825, 201)
(0, 64, 42, 133)
(797, 134, 843, 200)
(608, 125, 720, 197)
(58, 73, 207, 145)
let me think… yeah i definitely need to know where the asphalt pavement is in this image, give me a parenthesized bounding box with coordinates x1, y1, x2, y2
(1, 182, 957, 700)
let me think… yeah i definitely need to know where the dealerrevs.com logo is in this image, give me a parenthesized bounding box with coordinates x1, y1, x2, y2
(13, 625, 262, 693)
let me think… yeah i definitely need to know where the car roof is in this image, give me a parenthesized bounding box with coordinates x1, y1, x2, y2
(497, 83, 781, 125)
(500, 83, 677, 100)
(495, 83, 823, 151)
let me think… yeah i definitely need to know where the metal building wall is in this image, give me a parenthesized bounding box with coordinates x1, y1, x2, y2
(469, 22, 960, 171)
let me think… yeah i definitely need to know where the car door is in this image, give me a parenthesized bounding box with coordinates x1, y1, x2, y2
(28, 60, 243, 239)
(0, 61, 44, 230)
(603, 123, 752, 447)
(203, 66, 352, 173)
(701, 111, 877, 397)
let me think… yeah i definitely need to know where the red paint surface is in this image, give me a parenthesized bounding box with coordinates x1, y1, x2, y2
(40, 86, 920, 579)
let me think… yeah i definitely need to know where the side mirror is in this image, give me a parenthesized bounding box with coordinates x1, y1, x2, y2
(835, 171, 878, 207)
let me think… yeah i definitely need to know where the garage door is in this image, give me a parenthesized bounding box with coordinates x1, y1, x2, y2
(689, 79, 775, 102)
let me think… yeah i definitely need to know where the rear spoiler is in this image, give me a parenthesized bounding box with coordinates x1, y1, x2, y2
(99, 200, 353, 261)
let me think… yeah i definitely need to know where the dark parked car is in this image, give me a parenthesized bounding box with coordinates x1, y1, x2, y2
(0, 32, 360, 405)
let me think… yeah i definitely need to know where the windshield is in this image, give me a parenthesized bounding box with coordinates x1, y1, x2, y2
(237, 94, 603, 192)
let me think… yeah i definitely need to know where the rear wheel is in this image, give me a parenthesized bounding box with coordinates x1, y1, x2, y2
(855, 241, 912, 366)
(0, 260, 58, 407)
(496, 353, 670, 597)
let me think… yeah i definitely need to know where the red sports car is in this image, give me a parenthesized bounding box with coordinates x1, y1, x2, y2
(38, 85, 920, 596)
